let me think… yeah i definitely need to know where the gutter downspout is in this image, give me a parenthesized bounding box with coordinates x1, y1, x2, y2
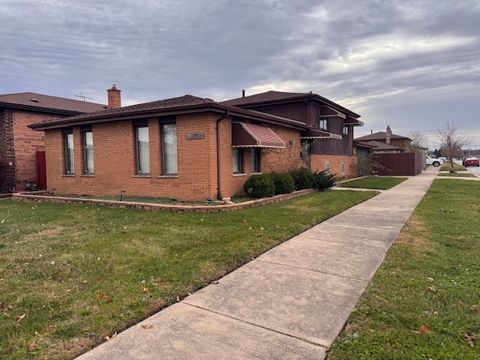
(216, 110, 230, 200)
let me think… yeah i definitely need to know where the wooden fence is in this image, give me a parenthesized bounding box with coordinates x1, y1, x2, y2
(373, 152, 425, 176)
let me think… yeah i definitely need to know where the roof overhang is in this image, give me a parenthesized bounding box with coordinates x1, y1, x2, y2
(232, 122, 286, 149)
(301, 128, 343, 140)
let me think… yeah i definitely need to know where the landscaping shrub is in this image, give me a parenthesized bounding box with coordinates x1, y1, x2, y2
(314, 170, 337, 190)
(290, 167, 315, 190)
(269, 172, 295, 195)
(243, 174, 275, 198)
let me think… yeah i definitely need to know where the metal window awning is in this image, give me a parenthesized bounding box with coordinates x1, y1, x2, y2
(232, 122, 286, 148)
(301, 128, 343, 140)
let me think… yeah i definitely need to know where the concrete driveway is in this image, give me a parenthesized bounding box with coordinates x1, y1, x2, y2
(77, 168, 438, 360)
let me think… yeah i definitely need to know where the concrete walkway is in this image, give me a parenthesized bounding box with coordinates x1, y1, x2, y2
(77, 168, 438, 360)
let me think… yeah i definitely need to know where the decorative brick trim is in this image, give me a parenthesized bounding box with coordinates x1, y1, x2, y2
(12, 189, 315, 213)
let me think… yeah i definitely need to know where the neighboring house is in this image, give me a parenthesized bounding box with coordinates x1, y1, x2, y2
(0, 92, 105, 192)
(355, 126, 424, 176)
(30, 87, 361, 201)
(355, 126, 412, 153)
(223, 91, 363, 177)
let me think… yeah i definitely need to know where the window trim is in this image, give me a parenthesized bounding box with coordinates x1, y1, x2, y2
(232, 148, 243, 174)
(343, 125, 349, 136)
(63, 129, 74, 175)
(161, 121, 178, 175)
(134, 122, 150, 175)
(81, 127, 94, 175)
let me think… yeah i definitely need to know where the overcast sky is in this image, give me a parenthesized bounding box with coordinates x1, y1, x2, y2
(1, 0, 479, 148)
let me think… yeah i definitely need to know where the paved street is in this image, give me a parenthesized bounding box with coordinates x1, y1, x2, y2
(77, 168, 438, 360)
(467, 166, 480, 176)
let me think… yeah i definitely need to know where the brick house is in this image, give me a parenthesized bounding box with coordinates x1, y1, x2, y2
(30, 87, 362, 201)
(0, 92, 105, 192)
(355, 126, 412, 153)
(223, 91, 363, 177)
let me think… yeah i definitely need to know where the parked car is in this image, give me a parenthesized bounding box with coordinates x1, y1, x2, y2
(426, 155, 443, 167)
(464, 157, 480, 167)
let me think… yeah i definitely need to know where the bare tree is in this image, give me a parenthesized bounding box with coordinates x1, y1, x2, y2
(437, 121, 467, 168)
(409, 130, 427, 151)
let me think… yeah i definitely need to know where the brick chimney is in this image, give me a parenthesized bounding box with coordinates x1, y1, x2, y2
(386, 125, 392, 144)
(107, 84, 121, 109)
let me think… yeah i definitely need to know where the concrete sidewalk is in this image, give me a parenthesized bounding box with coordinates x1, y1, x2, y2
(77, 168, 438, 360)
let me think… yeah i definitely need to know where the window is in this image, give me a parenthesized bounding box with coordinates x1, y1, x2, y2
(343, 125, 349, 135)
(82, 128, 94, 174)
(340, 160, 345, 176)
(251, 148, 261, 173)
(135, 124, 150, 174)
(324, 160, 330, 172)
(162, 123, 178, 175)
(232, 148, 243, 173)
(63, 131, 74, 174)
(319, 118, 328, 129)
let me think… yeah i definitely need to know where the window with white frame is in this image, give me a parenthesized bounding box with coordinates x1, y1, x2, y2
(232, 148, 243, 173)
(340, 160, 345, 176)
(324, 160, 330, 172)
(135, 123, 150, 174)
(82, 128, 94, 175)
(161, 123, 178, 175)
(63, 130, 74, 175)
(343, 125, 349, 135)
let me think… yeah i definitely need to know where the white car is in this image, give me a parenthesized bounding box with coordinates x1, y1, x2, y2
(426, 155, 443, 167)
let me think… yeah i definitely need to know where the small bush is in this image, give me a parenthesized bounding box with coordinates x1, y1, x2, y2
(243, 174, 275, 198)
(270, 172, 295, 195)
(314, 170, 337, 190)
(290, 168, 315, 190)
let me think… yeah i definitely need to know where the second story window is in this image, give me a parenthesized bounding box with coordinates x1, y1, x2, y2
(319, 118, 328, 130)
(343, 125, 349, 136)
(82, 128, 94, 175)
(63, 130, 74, 175)
(135, 123, 150, 175)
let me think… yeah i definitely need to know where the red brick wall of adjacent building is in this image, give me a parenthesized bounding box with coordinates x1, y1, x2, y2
(44, 113, 304, 201)
(12, 111, 50, 191)
(310, 154, 357, 178)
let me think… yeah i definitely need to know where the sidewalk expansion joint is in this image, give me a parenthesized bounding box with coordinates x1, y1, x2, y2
(255, 259, 371, 283)
(182, 302, 330, 349)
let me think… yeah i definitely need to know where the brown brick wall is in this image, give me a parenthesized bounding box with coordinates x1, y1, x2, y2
(12, 111, 49, 191)
(310, 154, 357, 178)
(0, 110, 16, 192)
(44, 114, 304, 201)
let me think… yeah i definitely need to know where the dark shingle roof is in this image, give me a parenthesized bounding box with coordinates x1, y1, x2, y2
(29, 94, 312, 131)
(355, 140, 402, 150)
(0, 92, 105, 114)
(356, 131, 411, 141)
(221, 90, 360, 118)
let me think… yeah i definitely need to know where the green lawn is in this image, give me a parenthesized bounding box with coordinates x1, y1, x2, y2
(0, 190, 375, 359)
(440, 163, 466, 171)
(339, 176, 408, 190)
(438, 172, 476, 178)
(329, 180, 480, 359)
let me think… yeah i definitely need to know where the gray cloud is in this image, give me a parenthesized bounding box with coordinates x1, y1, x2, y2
(1, 0, 479, 147)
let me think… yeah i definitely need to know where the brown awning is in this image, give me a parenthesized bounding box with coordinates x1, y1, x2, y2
(301, 128, 343, 140)
(232, 122, 286, 148)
